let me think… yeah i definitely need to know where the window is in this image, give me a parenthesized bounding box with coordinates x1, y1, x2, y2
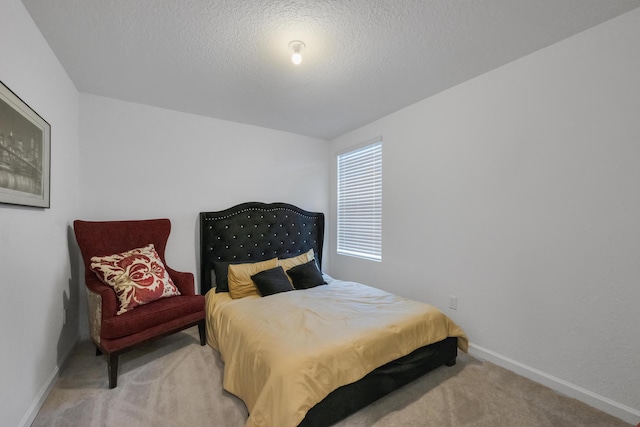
(337, 141, 382, 261)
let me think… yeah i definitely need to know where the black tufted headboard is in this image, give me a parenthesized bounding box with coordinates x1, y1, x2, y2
(199, 202, 325, 295)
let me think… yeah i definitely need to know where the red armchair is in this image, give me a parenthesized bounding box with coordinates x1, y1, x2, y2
(73, 218, 205, 388)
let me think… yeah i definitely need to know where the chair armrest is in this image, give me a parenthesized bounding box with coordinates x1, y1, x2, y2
(85, 274, 118, 317)
(166, 267, 196, 296)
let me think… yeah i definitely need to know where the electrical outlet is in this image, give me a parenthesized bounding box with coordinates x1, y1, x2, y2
(448, 295, 457, 310)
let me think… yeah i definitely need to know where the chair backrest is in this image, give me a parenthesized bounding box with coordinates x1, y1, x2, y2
(73, 218, 172, 285)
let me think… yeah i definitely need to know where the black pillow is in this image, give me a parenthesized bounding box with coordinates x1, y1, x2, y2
(286, 260, 326, 289)
(212, 261, 233, 293)
(251, 266, 294, 297)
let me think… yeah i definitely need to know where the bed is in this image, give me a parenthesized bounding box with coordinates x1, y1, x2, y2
(199, 202, 468, 427)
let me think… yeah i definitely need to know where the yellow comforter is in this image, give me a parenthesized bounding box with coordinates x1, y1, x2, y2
(206, 278, 468, 427)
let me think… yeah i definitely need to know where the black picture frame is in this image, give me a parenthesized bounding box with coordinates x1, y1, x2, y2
(0, 80, 51, 208)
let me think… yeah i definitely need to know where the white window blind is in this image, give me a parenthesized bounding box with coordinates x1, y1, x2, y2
(337, 141, 382, 261)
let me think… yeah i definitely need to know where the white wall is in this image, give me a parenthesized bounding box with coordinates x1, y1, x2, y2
(77, 93, 330, 336)
(0, 0, 80, 426)
(329, 8, 640, 424)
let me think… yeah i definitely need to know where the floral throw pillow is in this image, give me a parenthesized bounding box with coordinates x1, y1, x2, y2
(90, 244, 180, 315)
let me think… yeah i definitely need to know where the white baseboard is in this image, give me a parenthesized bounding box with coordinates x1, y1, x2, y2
(18, 340, 78, 427)
(468, 343, 640, 426)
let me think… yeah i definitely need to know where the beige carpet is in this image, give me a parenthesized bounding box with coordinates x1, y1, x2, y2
(33, 327, 630, 427)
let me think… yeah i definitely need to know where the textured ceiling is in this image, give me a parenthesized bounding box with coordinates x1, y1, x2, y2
(21, 0, 640, 139)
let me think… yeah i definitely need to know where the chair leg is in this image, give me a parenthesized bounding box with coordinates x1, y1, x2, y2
(108, 353, 119, 389)
(198, 320, 206, 346)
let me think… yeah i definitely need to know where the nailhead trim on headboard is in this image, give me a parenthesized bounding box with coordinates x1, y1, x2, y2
(203, 206, 320, 221)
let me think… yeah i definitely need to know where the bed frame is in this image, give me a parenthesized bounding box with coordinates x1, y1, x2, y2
(199, 202, 458, 427)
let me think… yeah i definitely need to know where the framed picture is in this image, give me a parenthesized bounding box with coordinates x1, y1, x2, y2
(0, 81, 50, 208)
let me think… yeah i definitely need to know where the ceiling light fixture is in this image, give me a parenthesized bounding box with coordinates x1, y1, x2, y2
(289, 40, 305, 65)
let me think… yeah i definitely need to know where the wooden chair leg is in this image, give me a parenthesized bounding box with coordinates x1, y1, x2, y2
(198, 320, 206, 346)
(108, 353, 119, 389)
